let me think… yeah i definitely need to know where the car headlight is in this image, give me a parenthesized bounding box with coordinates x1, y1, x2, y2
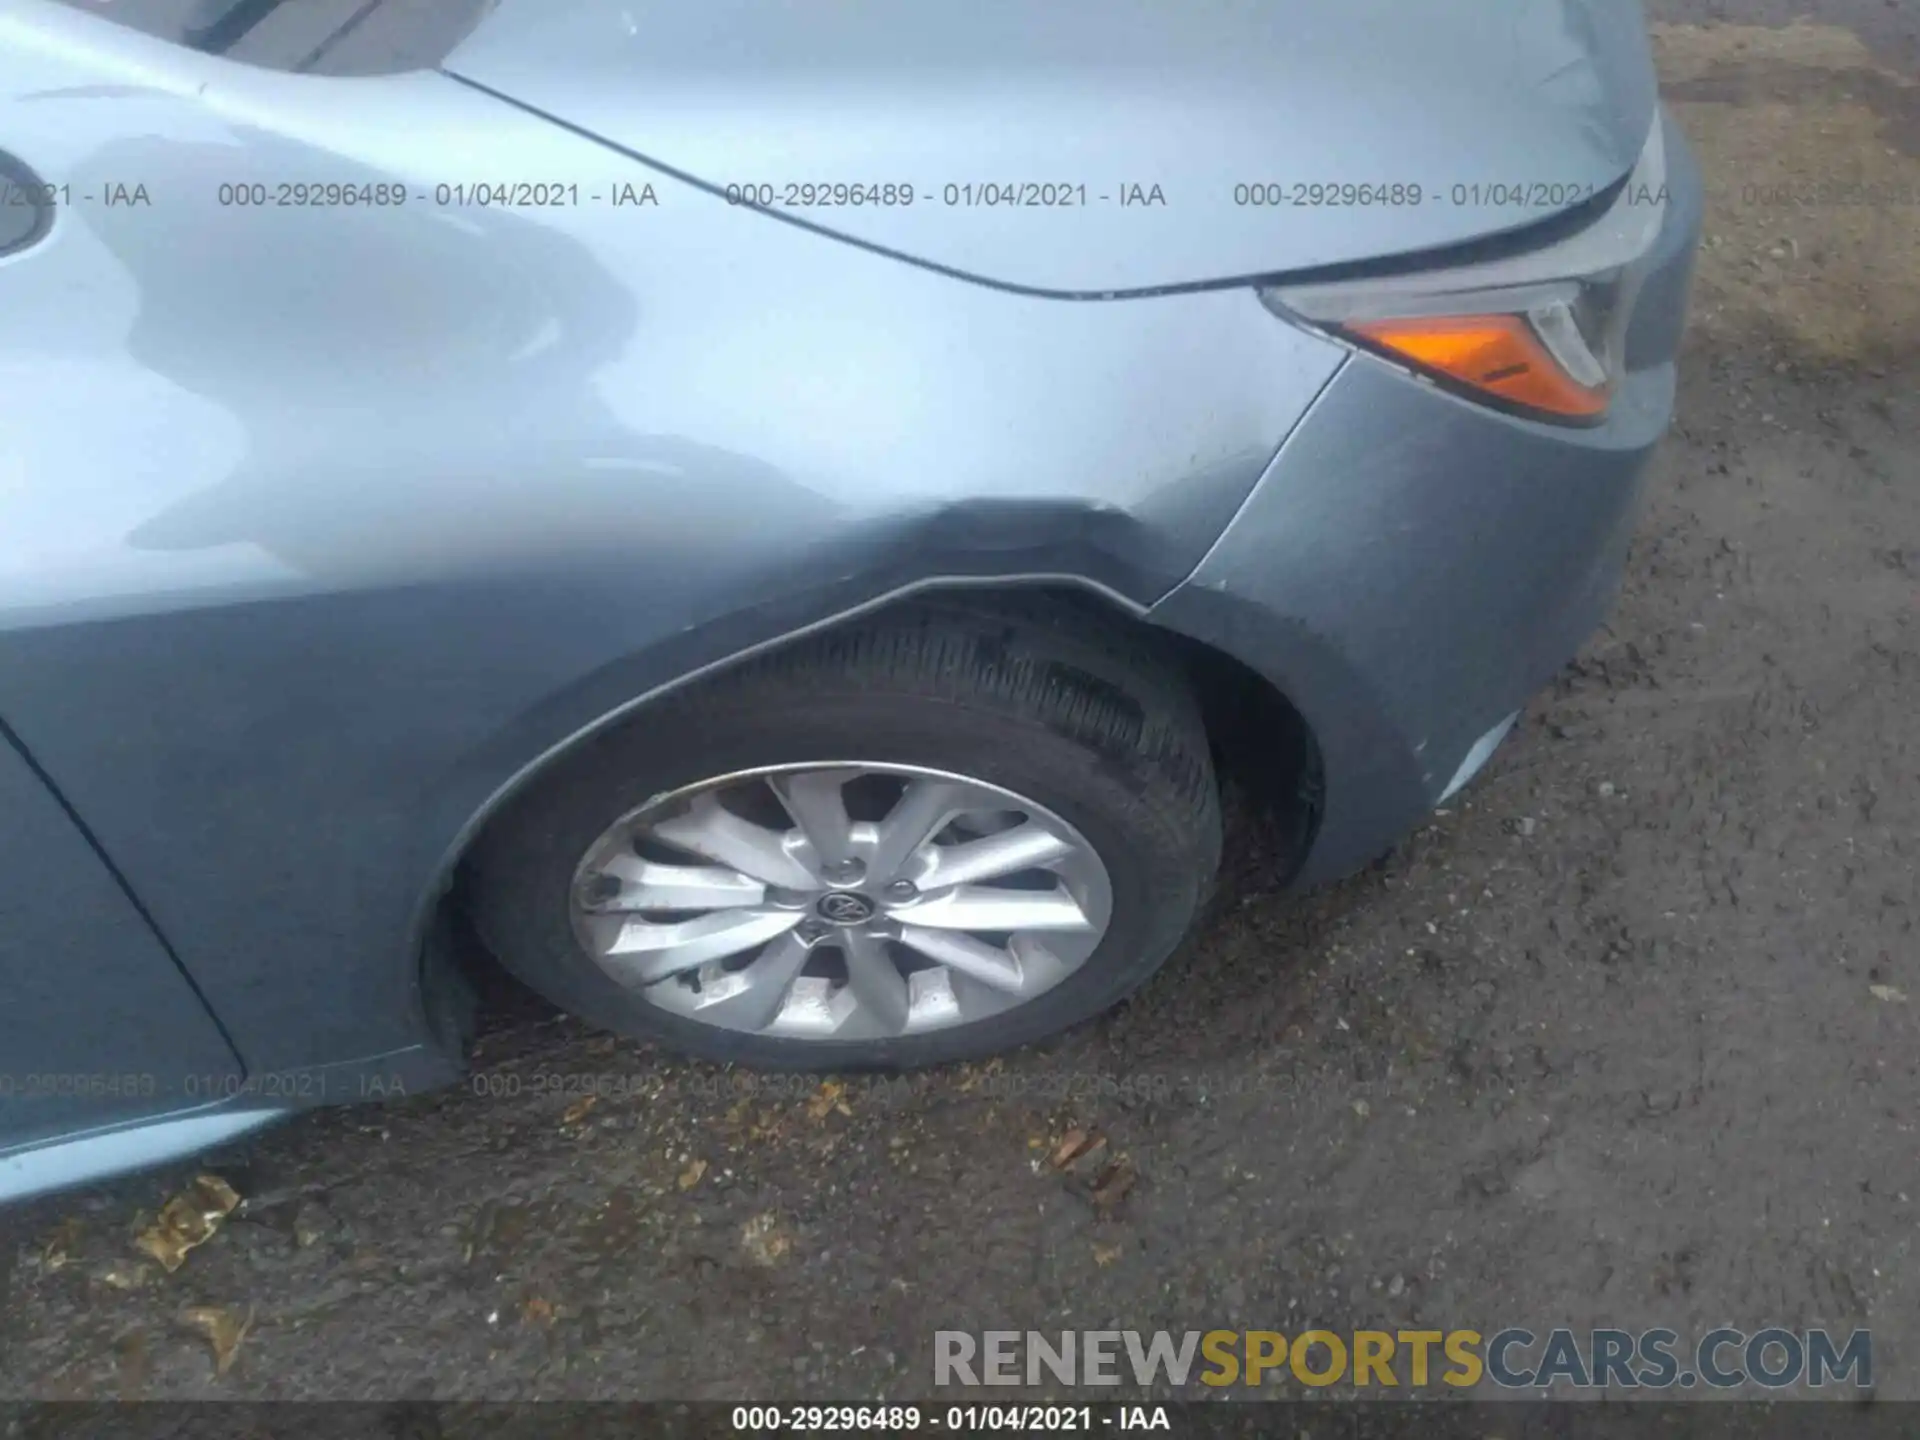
(1260, 117, 1669, 426)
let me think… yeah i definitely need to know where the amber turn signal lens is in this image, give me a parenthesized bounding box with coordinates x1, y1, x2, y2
(1346, 314, 1609, 420)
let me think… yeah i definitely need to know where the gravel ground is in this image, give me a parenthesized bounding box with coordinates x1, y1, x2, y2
(3, 2, 1916, 1404)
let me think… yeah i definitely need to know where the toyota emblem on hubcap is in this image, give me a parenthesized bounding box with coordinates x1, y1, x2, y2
(816, 891, 877, 925)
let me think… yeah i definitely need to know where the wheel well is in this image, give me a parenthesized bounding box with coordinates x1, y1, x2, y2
(714, 582, 1324, 868)
(426, 580, 1325, 1024)
(746, 583, 1323, 846)
(999, 586, 1325, 877)
(461, 579, 1324, 876)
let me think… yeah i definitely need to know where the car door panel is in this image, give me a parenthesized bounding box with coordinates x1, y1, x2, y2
(0, 726, 243, 1150)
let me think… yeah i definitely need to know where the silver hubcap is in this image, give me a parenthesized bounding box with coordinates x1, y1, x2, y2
(569, 763, 1114, 1041)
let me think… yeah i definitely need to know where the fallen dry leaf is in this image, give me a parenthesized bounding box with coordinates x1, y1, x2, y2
(1048, 1129, 1093, 1169)
(678, 1158, 709, 1190)
(178, 1304, 254, 1375)
(956, 1059, 1004, 1095)
(1870, 985, 1908, 1004)
(561, 1094, 598, 1126)
(806, 1080, 850, 1122)
(134, 1175, 243, 1272)
(196, 1174, 243, 1212)
(1089, 1160, 1137, 1212)
(741, 1213, 791, 1267)
(42, 1217, 84, 1272)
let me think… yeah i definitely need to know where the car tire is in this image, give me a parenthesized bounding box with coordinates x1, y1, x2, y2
(464, 596, 1221, 1069)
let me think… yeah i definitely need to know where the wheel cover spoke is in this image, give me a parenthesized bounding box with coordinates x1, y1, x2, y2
(649, 794, 816, 889)
(902, 884, 1093, 933)
(768, 770, 857, 870)
(593, 852, 766, 911)
(594, 908, 803, 985)
(894, 924, 1027, 994)
(840, 930, 911, 1031)
(866, 777, 967, 883)
(569, 763, 1114, 1041)
(914, 823, 1074, 889)
(647, 932, 812, 1031)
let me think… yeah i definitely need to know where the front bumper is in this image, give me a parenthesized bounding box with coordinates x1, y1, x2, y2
(1151, 108, 1703, 888)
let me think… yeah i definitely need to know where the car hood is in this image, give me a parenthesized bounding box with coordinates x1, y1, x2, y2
(444, 0, 1659, 296)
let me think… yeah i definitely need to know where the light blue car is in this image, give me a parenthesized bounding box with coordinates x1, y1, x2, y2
(0, 0, 1700, 1200)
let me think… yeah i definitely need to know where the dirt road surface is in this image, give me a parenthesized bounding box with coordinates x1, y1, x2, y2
(2, 0, 1916, 1405)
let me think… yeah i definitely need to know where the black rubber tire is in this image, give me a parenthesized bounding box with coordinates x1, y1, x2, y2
(463, 596, 1221, 1070)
